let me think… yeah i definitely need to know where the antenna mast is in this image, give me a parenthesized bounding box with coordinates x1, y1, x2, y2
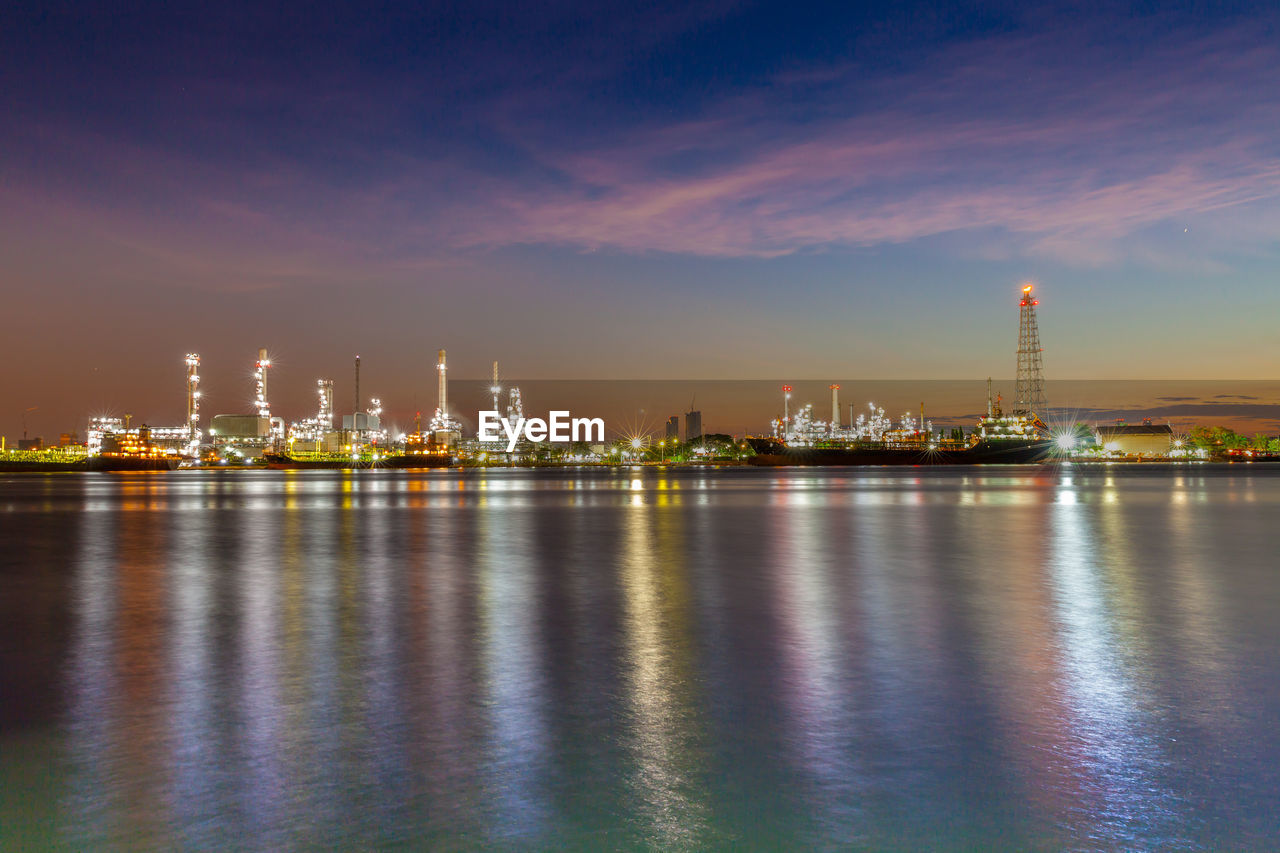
(1013, 284, 1047, 417)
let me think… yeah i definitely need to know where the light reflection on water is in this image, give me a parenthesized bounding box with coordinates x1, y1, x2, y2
(1047, 495, 1174, 843)
(3, 467, 1280, 849)
(620, 492, 709, 847)
(478, 494, 551, 843)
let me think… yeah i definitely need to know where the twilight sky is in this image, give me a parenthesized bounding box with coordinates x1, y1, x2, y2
(2, 1, 1279, 434)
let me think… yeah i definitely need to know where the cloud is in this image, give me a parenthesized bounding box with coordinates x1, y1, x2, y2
(5, 11, 1280, 271)
(1055, 403, 1280, 419)
(424, 23, 1280, 261)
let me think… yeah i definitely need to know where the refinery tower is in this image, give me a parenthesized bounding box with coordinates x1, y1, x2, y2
(430, 349, 462, 446)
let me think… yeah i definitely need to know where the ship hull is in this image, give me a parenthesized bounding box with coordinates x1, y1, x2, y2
(262, 453, 453, 469)
(378, 454, 453, 469)
(87, 456, 182, 471)
(263, 453, 373, 469)
(748, 440, 1054, 466)
(0, 459, 90, 472)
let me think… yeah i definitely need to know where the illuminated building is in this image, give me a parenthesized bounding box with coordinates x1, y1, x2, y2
(1094, 421, 1174, 457)
(87, 416, 124, 457)
(209, 415, 273, 448)
(86, 353, 205, 458)
(772, 396, 928, 446)
(340, 357, 390, 448)
(289, 379, 339, 451)
(209, 349, 285, 456)
(506, 386, 524, 422)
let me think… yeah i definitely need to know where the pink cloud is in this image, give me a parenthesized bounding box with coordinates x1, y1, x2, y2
(6, 22, 1280, 272)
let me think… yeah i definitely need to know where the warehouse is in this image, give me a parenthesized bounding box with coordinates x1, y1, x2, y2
(1094, 420, 1174, 457)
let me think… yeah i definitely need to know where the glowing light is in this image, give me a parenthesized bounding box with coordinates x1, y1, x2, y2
(1055, 432, 1078, 451)
(254, 348, 272, 421)
(185, 353, 202, 455)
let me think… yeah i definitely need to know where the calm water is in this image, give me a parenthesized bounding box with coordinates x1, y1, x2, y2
(3, 466, 1280, 850)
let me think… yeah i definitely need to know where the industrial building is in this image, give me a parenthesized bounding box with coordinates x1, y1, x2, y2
(1094, 420, 1174, 457)
(207, 348, 284, 456)
(666, 416, 680, 441)
(209, 415, 274, 449)
(85, 354, 203, 458)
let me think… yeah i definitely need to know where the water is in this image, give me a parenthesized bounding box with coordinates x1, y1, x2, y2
(2, 466, 1279, 850)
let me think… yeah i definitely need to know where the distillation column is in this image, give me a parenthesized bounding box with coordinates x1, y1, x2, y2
(318, 379, 334, 428)
(255, 348, 271, 419)
(437, 349, 449, 420)
(185, 353, 201, 453)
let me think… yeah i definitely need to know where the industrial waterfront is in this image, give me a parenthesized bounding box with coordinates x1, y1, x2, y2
(7, 3, 1280, 849)
(4, 466, 1280, 849)
(5, 287, 1278, 470)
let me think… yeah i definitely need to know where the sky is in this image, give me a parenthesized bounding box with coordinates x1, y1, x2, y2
(2, 1, 1279, 435)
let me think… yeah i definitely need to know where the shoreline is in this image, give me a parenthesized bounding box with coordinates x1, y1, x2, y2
(5, 458, 1280, 474)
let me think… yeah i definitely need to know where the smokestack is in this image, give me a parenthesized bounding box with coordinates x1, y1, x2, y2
(491, 360, 501, 413)
(437, 349, 448, 418)
(354, 356, 361, 422)
(830, 384, 840, 429)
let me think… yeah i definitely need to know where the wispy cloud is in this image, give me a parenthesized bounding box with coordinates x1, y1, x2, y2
(446, 26, 1280, 260)
(5, 14, 1280, 271)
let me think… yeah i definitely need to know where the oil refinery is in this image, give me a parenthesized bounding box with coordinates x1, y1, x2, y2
(0, 286, 1260, 470)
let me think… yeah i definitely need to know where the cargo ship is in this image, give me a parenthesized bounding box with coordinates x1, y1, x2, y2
(88, 428, 183, 471)
(263, 451, 374, 469)
(87, 455, 182, 471)
(263, 426, 453, 470)
(379, 429, 453, 469)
